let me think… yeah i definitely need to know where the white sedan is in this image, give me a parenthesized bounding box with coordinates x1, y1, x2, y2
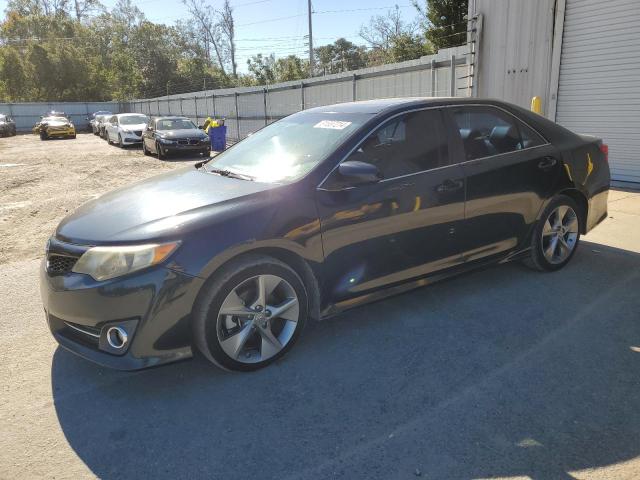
(105, 113, 149, 147)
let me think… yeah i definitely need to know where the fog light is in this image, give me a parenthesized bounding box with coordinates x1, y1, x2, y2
(106, 326, 128, 349)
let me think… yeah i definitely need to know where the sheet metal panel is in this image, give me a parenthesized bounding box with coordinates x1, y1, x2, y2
(556, 0, 640, 183)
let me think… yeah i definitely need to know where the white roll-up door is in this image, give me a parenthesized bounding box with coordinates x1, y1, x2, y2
(556, 0, 640, 183)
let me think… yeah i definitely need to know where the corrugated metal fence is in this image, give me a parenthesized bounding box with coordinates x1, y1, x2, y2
(0, 46, 472, 136)
(0, 101, 126, 132)
(129, 46, 472, 142)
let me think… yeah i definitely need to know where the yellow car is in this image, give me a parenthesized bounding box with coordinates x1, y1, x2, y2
(33, 115, 76, 140)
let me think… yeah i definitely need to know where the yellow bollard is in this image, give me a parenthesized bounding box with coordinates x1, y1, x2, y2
(530, 96, 542, 114)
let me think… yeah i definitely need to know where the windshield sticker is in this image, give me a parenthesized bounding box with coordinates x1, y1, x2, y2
(313, 120, 352, 130)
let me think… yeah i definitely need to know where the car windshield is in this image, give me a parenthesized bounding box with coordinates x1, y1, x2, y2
(120, 115, 148, 125)
(44, 117, 67, 122)
(93, 111, 111, 118)
(156, 118, 196, 130)
(206, 111, 369, 183)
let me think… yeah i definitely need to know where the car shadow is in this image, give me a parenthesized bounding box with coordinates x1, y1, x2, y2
(51, 241, 640, 479)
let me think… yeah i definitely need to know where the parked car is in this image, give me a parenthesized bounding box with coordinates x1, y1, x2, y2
(33, 115, 76, 140)
(93, 113, 110, 137)
(89, 111, 112, 135)
(0, 114, 16, 137)
(105, 113, 149, 147)
(141, 116, 210, 159)
(41, 98, 610, 372)
(99, 115, 114, 139)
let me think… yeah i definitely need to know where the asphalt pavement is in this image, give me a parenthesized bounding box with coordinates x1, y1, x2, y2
(0, 189, 639, 479)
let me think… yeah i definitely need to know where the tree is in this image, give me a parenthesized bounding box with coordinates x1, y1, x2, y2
(413, 0, 468, 49)
(219, 0, 237, 78)
(314, 38, 367, 75)
(359, 5, 415, 51)
(0, 48, 27, 100)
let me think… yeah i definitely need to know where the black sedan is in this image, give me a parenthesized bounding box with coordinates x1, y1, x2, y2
(0, 114, 16, 137)
(40, 98, 610, 371)
(142, 116, 210, 159)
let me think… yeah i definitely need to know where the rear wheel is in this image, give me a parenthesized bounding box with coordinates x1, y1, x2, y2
(526, 195, 581, 271)
(193, 255, 308, 371)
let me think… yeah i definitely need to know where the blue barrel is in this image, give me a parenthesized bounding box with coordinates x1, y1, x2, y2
(209, 125, 227, 152)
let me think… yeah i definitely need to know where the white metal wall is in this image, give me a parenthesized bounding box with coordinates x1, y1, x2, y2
(471, 0, 555, 113)
(556, 0, 640, 183)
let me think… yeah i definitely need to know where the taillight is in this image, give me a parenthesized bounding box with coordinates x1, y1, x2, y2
(599, 143, 608, 162)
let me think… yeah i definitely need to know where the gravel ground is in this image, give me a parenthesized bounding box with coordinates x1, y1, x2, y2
(1, 133, 640, 479)
(0, 133, 189, 265)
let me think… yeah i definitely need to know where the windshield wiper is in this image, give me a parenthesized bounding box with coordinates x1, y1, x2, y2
(206, 165, 255, 181)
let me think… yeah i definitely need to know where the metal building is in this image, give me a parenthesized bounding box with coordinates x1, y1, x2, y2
(470, 0, 640, 185)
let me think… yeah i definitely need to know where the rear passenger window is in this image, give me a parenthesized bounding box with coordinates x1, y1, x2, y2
(350, 109, 448, 179)
(452, 107, 544, 160)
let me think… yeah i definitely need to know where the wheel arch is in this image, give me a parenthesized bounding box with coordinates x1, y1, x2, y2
(191, 247, 322, 324)
(557, 188, 589, 234)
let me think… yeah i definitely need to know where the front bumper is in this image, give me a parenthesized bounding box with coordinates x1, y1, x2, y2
(160, 141, 210, 153)
(40, 247, 205, 370)
(121, 132, 143, 144)
(46, 127, 75, 137)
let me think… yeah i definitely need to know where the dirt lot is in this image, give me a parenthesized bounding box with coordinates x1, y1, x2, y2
(1, 133, 640, 479)
(0, 133, 192, 265)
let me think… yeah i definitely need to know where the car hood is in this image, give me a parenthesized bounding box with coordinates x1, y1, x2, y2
(119, 123, 147, 131)
(46, 120, 71, 127)
(157, 128, 204, 139)
(56, 167, 280, 244)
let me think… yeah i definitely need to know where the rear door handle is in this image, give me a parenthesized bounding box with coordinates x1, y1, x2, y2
(437, 179, 463, 193)
(538, 157, 557, 170)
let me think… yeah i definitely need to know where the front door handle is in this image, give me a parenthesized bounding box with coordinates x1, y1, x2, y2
(387, 182, 414, 192)
(538, 157, 557, 170)
(437, 179, 463, 193)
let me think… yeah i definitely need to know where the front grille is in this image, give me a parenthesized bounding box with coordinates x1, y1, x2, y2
(47, 254, 78, 275)
(177, 138, 200, 145)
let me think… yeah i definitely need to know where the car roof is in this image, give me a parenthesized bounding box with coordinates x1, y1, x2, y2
(153, 116, 189, 121)
(303, 97, 519, 115)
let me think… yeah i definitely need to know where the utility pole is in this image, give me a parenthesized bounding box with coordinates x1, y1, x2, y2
(307, 0, 314, 76)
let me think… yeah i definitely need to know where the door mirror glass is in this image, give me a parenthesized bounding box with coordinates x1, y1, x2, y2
(338, 160, 382, 186)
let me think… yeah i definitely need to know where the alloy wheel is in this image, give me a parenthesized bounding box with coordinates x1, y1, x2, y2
(216, 274, 300, 364)
(541, 205, 579, 264)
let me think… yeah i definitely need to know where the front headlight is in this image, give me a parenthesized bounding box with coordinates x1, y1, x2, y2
(159, 137, 175, 144)
(72, 242, 180, 281)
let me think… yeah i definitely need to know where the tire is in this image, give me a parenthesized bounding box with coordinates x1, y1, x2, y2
(118, 134, 124, 148)
(526, 194, 582, 272)
(156, 142, 166, 160)
(40, 131, 48, 141)
(142, 140, 150, 156)
(192, 254, 308, 372)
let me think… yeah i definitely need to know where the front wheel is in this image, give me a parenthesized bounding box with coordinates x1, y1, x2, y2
(142, 140, 150, 156)
(40, 131, 48, 141)
(193, 255, 308, 371)
(156, 142, 166, 160)
(526, 195, 581, 271)
(118, 134, 124, 148)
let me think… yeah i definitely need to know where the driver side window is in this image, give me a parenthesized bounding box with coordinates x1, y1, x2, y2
(347, 109, 447, 180)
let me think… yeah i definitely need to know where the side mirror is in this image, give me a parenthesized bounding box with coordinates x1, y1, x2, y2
(146, 126, 153, 132)
(338, 160, 381, 185)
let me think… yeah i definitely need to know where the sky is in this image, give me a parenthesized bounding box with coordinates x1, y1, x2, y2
(0, 0, 419, 72)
